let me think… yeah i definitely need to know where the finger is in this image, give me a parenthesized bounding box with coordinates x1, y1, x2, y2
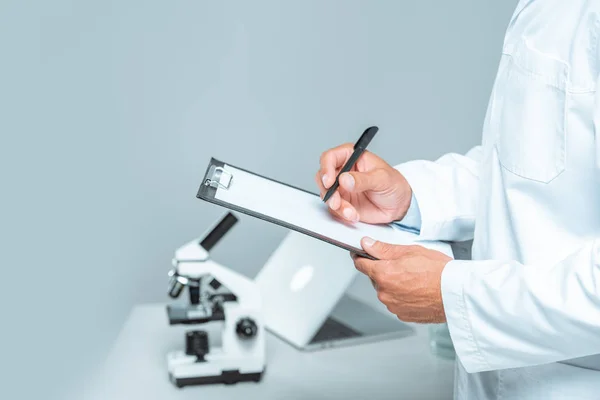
(339, 169, 390, 194)
(331, 191, 343, 210)
(315, 171, 327, 196)
(353, 255, 376, 278)
(351, 251, 369, 261)
(350, 252, 366, 264)
(319, 144, 354, 189)
(337, 197, 359, 222)
(326, 194, 358, 221)
(361, 237, 411, 260)
(316, 171, 344, 210)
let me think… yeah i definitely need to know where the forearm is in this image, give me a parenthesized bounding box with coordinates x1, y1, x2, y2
(394, 146, 481, 241)
(443, 240, 600, 373)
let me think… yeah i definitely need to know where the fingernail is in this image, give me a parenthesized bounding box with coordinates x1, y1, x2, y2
(322, 174, 329, 187)
(341, 173, 354, 190)
(363, 237, 375, 247)
(343, 208, 354, 220)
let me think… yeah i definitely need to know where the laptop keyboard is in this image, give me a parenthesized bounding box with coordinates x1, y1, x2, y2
(309, 317, 361, 344)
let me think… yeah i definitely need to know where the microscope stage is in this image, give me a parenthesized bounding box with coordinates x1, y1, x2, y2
(166, 304, 225, 325)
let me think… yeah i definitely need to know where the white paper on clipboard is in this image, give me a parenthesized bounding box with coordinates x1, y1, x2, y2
(196, 158, 453, 260)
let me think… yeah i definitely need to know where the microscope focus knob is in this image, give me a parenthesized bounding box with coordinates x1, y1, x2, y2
(235, 317, 258, 339)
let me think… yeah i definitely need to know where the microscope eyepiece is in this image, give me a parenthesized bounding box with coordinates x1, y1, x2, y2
(200, 212, 238, 252)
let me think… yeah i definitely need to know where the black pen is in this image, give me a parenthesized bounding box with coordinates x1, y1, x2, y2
(322, 126, 379, 204)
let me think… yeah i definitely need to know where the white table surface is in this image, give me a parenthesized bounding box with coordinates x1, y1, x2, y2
(84, 302, 455, 400)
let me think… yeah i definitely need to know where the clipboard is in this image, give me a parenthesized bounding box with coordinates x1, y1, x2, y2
(196, 157, 453, 260)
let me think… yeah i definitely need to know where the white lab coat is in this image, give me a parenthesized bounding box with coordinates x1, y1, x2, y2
(394, 1, 600, 399)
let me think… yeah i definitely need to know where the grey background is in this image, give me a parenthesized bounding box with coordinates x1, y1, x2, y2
(0, 1, 517, 399)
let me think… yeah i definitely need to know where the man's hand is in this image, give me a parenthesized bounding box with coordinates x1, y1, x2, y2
(316, 143, 412, 224)
(352, 237, 452, 323)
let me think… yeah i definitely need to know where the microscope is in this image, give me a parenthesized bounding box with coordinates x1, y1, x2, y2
(166, 212, 266, 388)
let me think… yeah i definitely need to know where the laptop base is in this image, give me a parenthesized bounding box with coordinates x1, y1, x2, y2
(301, 294, 415, 352)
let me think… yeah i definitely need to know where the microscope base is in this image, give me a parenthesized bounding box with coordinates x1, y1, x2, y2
(169, 369, 265, 388)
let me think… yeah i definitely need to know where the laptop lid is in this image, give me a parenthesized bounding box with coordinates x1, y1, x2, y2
(255, 231, 358, 348)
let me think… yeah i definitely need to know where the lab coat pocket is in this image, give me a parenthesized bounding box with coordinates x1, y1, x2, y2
(494, 42, 568, 183)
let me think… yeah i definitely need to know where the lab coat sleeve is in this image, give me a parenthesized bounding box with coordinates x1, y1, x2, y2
(393, 146, 481, 241)
(442, 79, 600, 373)
(441, 242, 600, 373)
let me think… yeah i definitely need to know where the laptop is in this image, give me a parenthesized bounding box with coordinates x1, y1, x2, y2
(255, 231, 415, 351)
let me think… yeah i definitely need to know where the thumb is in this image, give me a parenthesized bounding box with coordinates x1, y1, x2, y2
(339, 169, 389, 194)
(361, 237, 408, 260)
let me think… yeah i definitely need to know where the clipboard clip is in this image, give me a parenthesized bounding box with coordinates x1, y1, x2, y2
(204, 165, 233, 190)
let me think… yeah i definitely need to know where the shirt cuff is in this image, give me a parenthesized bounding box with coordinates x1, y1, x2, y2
(441, 259, 491, 373)
(393, 192, 422, 233)
(394, 160, 445, 239)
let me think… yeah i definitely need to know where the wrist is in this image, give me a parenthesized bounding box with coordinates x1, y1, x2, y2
(393, 176, 414, 221)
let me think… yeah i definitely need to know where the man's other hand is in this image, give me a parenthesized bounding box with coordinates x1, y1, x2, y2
(352, 237, 452, 324)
